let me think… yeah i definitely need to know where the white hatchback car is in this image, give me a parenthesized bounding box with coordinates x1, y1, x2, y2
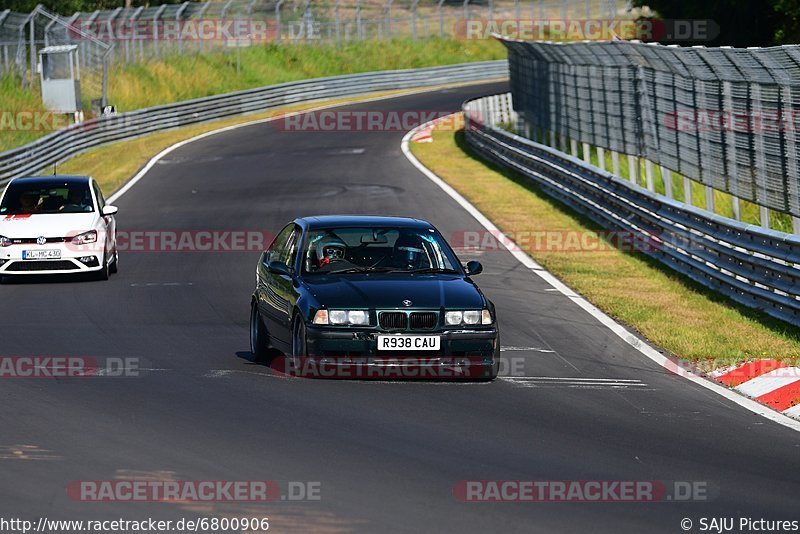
(0, 175, 118, 280)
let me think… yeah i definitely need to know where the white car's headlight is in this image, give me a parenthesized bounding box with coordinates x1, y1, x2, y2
(0, 235, 11, 247)
(446, 309, 493, 326)
(71, 230, 97, 245)
(313, 309, 370, 326)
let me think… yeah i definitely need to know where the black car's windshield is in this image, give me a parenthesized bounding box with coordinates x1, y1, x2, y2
(303, 226, 461, 275)
(0, 181, 94, 215)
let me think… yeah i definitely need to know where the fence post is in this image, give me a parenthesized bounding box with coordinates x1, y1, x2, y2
(411, 0, 419, 39)
(438, 0, 446, 37)
(582, 142, 591, 164)
(28, 14, 35, 88)
(570, 139, 578, 157)
(645, 159, 654, 191)
(152, 5, 167, 58)
(661, 166, 672, 198)
(627, 155, 637, 184)
(597, 147, 605, 171)
(611, 151, 620, 176)
(683, 176, 692, 205)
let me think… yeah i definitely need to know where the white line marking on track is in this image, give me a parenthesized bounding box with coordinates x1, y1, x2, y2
(784, 404, 800, 417)
(401, 117, 800, 433)
(501, 346, 555, 353)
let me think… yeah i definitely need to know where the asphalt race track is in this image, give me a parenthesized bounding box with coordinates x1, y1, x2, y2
(2, 82, 799, 533)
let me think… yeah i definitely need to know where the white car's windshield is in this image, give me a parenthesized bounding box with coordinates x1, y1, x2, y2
(302, 227, 461, 275)
(0, 181, 94, 215)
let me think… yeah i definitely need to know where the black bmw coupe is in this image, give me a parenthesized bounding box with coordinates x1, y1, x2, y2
(250, 216, 499, 379)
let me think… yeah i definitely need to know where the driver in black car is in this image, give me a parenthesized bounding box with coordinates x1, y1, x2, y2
(392, 231, 428, 270)
(314, 235, 347, 269)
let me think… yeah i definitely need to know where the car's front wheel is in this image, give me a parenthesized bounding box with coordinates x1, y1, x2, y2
(94, 249, 110, 281)
(250, 301, 270, 363)
(109, 249, 118, 274)
(290, 316, 307, 376)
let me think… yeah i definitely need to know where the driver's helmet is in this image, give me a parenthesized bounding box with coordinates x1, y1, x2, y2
(315, 235, 347, 267)
(394, 232, 427, 269)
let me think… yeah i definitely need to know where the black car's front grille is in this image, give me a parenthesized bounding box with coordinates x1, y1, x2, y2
(379, 312, 407, 330)
(410, 312, 438, 330)
(6, 260, 77, 272)
(379, 311, 439, 331)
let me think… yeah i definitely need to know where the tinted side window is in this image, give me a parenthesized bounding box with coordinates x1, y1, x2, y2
(92, 181, 106, 210)
(279, 228, 300, 271)
(266, 224, 295, 263)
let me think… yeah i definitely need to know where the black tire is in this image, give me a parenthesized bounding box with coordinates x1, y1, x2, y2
(109, 249, 118, 274)
(250, 301, 270, 363)
(290, 316, 307, 376)
(95, 250, 109, 281)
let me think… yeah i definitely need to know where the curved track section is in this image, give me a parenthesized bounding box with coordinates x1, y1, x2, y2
(1, 83, 799, 533)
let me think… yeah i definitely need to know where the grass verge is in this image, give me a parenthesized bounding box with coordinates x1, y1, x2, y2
(411, 116, 800, 365)
(1, 37, 504, 153)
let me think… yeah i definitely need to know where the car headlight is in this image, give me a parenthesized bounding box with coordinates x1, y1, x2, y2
(347, 310, 369, 325)
(71, 230, 97, 245)
(313, 310, 329, 325)
(445, 309, 493, 326)
(0, 235, 11, 247)
(445, 311, 463, 325)
(313, 309, 370, 326)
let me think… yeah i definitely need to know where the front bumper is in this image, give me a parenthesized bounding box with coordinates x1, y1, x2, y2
(0, 243, 103, 275)
(288, 325, 499, 379)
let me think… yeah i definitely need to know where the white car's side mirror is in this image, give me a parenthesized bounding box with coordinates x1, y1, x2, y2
(102, 205, 118, 216)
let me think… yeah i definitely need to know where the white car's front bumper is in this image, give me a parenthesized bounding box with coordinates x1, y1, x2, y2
(0, 242, 104, 275)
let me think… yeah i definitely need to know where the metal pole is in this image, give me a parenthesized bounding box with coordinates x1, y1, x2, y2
(335, 0, 341, 45)
(275, 0, 284, 42)
(438, 0, 446, 37)
(196, 2, 210, 53)
(384, 0, 393, 40)
(356, 0, 363, 40)
(29, 13, 36, 89)
(463, 0, 470, 21)
(175, 3, 188, 54)
(152, 5, 166, 59)
(411, 0, 419, 39)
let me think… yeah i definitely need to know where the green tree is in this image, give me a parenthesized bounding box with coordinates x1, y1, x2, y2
(631, 0, 780, 46)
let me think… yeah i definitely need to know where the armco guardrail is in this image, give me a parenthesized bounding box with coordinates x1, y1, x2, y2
(464, 93, 800, 328)
(0, 60, 508, 186)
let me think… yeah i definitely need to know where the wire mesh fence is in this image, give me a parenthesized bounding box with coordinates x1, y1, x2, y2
(1, 1, 633, 73)
(503, 37, 800, 222)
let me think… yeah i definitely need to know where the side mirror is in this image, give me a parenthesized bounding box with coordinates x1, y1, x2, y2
(465, 260, 483, 276)
(267, 260, 291, 276)
(102, 205, 118, 216)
